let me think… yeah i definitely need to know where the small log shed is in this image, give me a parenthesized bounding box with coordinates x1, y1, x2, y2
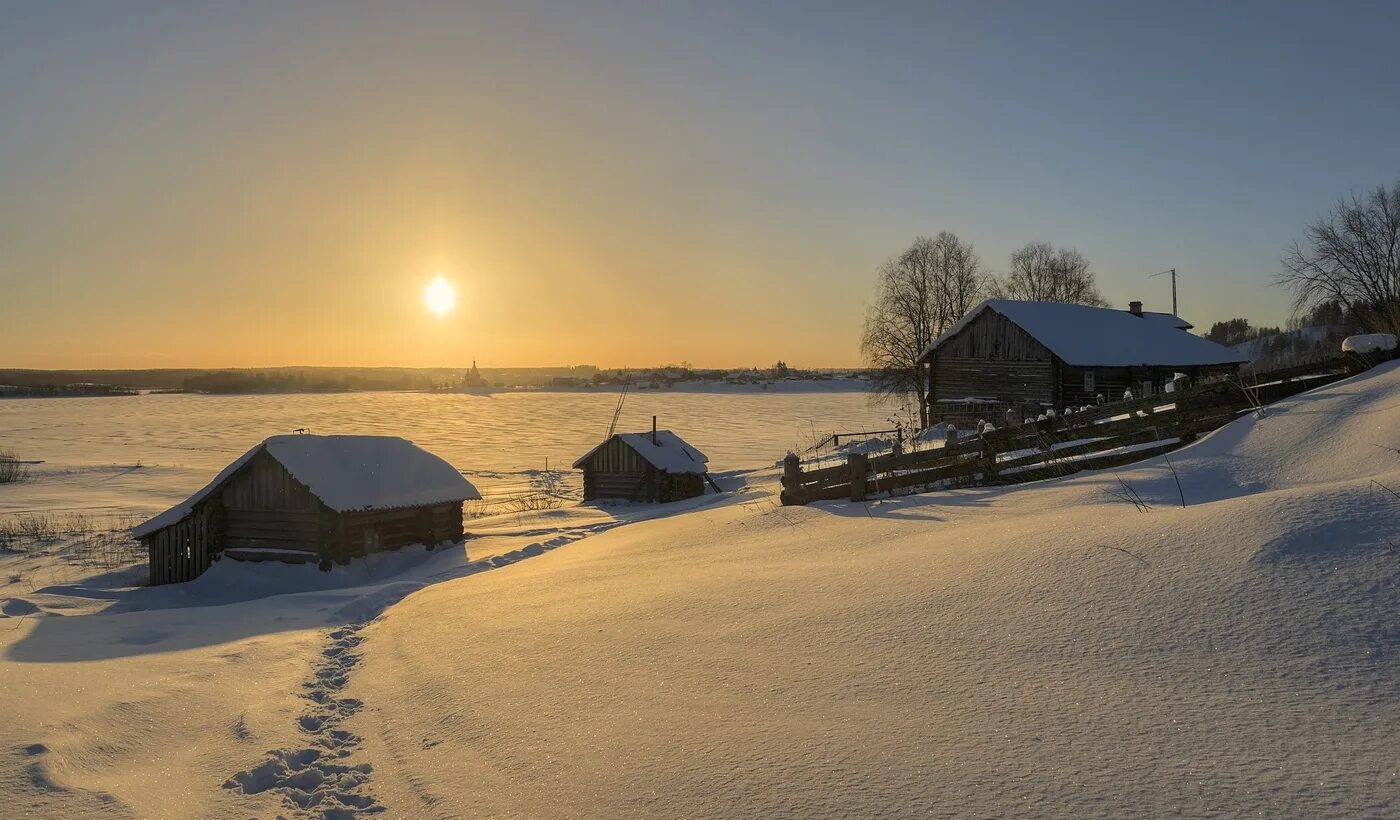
(132, 434, 480, 584)
(918, 299, 1248, 426)
(573, 426, 710, 502)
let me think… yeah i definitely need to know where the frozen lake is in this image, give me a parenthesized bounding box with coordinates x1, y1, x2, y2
(0, 387, 896, 515)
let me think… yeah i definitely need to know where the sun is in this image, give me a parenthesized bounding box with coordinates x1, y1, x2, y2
(422, 275, 457, 317)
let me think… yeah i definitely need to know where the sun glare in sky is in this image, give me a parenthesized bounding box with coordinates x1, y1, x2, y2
(423, 275, 457, 318)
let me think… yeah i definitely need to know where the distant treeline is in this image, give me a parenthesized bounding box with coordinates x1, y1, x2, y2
(182, 370, 434, 394)
(0, 383, 139, 398)
(0, 365, 602, 393)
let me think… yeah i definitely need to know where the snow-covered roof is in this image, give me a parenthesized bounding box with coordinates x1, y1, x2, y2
(133, 435, 480, 538)
(571, 430, 709, 474)
(920, 299, 1247, 367)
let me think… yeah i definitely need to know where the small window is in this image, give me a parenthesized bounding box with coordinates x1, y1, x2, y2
(1083, 372, 1095, 393)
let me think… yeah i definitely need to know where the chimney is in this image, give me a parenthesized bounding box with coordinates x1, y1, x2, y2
(652, 415, 658, 445)
(1128, 300, 1143, 317)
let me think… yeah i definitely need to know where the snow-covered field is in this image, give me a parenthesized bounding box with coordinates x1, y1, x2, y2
(2, 371, 1398, 817)
(0, 389, 891, 518)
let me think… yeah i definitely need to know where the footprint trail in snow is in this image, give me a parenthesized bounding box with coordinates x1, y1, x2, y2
(223, 625, 379, 817)
(222, 520, 623, 817)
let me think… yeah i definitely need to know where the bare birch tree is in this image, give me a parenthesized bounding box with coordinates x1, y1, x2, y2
(992, 241, 1107, 306)
(1280, 179, 1400, 337)
(860, 233, 983, 428)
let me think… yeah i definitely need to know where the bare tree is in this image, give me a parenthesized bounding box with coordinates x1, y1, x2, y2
(992, 241, 1107, 306)
(861, 233, 983, 428)
(1280, 179, 1400, 337)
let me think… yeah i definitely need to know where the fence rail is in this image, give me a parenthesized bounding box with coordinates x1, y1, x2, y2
(779, 356, 1370, 506)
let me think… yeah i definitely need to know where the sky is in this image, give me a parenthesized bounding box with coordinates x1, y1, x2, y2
(2, 1, 1398, 369)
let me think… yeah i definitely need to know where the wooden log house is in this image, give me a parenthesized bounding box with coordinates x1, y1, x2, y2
(573, 427, 709, 503)
(132, 434, 480, 584)
(918, 299, 1247, 426)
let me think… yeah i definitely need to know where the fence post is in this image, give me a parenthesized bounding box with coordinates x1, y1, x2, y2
(848, 452, 868, 502)
(780, 452, 803, 506)
(980, 434, 999, 481)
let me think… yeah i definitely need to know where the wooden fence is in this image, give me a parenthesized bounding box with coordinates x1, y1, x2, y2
(779, 357, 1367, 506)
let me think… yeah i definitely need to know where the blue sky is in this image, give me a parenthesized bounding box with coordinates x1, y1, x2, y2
(1, 1, 1397, 367)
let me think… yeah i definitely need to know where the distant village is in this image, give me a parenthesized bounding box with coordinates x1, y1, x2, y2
(528, 361, 867, 390)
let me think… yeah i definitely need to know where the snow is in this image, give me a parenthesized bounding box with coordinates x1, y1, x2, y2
(571, 429, 709, 474)
(3, 369, 1400, 816)
(1231, 324, 1334, 361)
(0, 390, 889, 525)
(1342, 332, 1398, 354)
(133, 434, 481, 538)
(264, 434, 481, 512)
(922, 299, 1248, 367)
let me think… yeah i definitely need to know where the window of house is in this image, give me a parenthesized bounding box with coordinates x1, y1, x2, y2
(1083, 372, 1095, 393)
(1141, 379, 1153, 397)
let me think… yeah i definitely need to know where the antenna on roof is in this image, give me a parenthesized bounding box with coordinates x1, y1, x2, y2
(1148, 268, 1178, 316)
(604, 378, 630, 440)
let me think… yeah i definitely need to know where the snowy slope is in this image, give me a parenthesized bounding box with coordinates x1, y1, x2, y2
(1, 367, 1397, 817)
(346, 365, 1400, 817)
(1229, 325, 1331, 361)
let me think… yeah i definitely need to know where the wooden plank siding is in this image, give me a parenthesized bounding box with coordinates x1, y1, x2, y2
(146, 505, 215, 585)
(580, 436, 656, 502)
(929, 309, 1060, 419)
(219, 450, 324, 513)
(583, 437, 650, 473)
(935, 309, 1057, 361)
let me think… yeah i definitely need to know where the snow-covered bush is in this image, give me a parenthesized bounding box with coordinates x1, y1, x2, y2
(1342, 333, 1398, 354)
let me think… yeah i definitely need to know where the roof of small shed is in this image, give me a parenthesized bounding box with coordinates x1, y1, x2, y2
(919, 299, 1247, 368)
(132, 434, 480, 538)
(572, 430, 709, 474)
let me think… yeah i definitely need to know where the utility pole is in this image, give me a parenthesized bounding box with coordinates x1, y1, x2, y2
(1149, 268, 1178, 316)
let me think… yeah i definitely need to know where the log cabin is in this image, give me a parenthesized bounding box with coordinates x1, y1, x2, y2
(132, 434, 480, 584)
(918, 299, 1248, 426)
(573, 428, 709, 503)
